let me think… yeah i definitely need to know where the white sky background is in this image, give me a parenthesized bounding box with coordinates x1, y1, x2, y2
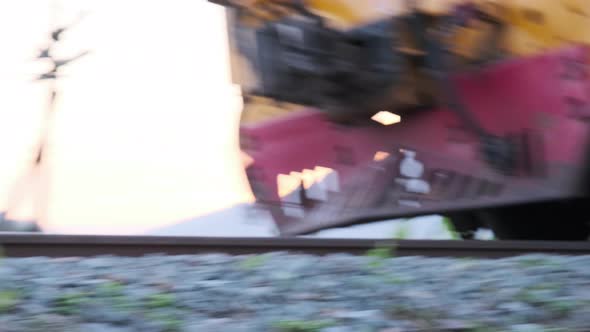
(0, 0, 253, 234)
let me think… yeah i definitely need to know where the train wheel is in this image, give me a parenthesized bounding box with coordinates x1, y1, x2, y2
(446, 212, 485, 240)
(478, 199, 590, 241)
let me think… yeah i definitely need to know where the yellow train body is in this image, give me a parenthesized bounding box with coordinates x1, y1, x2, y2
(225, 0, 590, 58)
(214, 0, 590, 123)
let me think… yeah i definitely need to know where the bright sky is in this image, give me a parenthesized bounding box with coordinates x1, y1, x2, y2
(0, 0, 252, 234)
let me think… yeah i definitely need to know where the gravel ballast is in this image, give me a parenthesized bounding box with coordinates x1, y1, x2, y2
(1, 252, 589, 331)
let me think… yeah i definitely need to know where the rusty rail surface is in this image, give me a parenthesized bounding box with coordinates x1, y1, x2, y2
(1, 234, 590, 258)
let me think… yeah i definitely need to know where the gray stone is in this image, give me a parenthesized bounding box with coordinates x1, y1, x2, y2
(330, 310, 385, 321)
(22, 314, 77, 332)
(509, 324, 547, 332)
(242, 286, 275, 298)
(182, 318, 233, 331)
(437, 319, 477, 330)
(21, 303, 50, 315)
(497, 302, 532, 313)
(1, 253, 590, 330)
(193, 280, 234, 288)
(79, 303, 133, 324)
(321, 327, 356, 332)
(30, 286, 61, 306)
(78, 323, 134, 332)
(78, 257, 118, 269)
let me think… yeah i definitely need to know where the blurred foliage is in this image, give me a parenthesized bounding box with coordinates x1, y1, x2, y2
(145, 311, 183, 332)
(366, 245, 394, 269)
(517, 257, 554, 268)
(392, 220, 410, 239)
(239, 254, 268, 270)
(54, 291, 89, 315)
(97, 281, 124, 297)
(272, 319, 334, 332)
(366, 247, 393, 260)
(146, 293, 176, 309)
(97, 281, 137, 310)
(0, 289, 19, 313)
(442, 217, 461, 240)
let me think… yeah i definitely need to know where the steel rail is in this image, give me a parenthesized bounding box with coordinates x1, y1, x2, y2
(1, 234, 590, 258)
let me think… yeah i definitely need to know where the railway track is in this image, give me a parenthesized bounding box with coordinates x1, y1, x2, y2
(1, 234, 590, 258)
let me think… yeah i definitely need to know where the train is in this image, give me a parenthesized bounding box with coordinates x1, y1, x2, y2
(208, 0, 590, 240)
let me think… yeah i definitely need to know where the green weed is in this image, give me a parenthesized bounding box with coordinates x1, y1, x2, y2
(54, 291, 89, 315)
(442, 217, 461, 240)
(366, 245, 395, 269)
(239, 254, 268, 270)
(0, 290, 19, 313)
(145, 293, 176, 309)
(145, 311, 182, 332)
(272, 319, 334, 332)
